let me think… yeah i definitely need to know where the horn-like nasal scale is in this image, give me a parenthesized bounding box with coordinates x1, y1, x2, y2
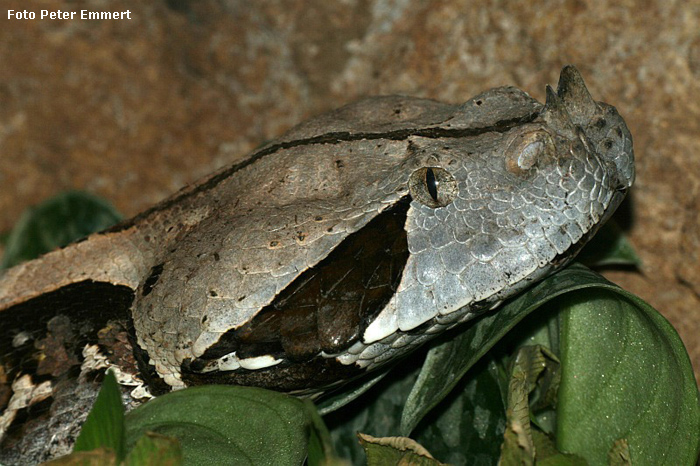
(540, 84, 575, 135)
(557, 65, 599, 122)
(553, 65, 635, 190)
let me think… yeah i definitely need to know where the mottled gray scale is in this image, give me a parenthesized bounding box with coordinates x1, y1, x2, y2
(427, 221, 454, 249)
(468, 198, 487, 211)
(407, 230, 430, 254)
(565, 222, 584, 244)
(439, 240, 473, 274)
(421, 214, 440, 231)
(433, 207, 450, 222)
(481, 219, 501, 235)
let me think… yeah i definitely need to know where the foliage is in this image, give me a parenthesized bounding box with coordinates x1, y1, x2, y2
(0, 190, 121, 269)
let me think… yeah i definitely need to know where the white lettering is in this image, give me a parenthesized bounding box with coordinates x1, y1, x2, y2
(40, 10, 76, 19)
(8, 10, 35, 19)
(79, 10, 132, 19)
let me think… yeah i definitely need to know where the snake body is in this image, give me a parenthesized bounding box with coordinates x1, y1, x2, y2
(0, 66, 634, 463)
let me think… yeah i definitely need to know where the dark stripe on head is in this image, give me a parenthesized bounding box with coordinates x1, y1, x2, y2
(184, 196, 412, 388)
(107, 111, 538, 233)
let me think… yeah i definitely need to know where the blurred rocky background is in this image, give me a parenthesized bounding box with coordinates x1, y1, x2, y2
(1, 0, 699, 377)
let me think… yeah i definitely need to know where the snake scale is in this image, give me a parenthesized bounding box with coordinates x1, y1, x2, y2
(0, 66, 634, 463)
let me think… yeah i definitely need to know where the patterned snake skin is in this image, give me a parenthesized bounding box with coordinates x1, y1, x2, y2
(0, 66, 633, 463)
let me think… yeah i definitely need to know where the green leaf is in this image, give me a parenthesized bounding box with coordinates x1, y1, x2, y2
(496, 309, 561, 436)
(124, 385, 313, 466)
(531, 430, 587, 466)
(316, 368, 391, 416)
(303, 399, 345, 466)
(396, 263, 698, 464)
(73, 370, 126, 461)
(358, 433, 445, 466)
(498, 346, 560, 465)
(557, 288, 700, 465)
(1, 190, 121, 269)
(324, 359, 423, 464)
(412, 357, 507, 465)
(125, 432, 182, 466)
(400, 263, 604, 435)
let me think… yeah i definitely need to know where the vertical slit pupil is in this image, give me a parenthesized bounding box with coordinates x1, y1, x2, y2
(425, 168, 439, 202)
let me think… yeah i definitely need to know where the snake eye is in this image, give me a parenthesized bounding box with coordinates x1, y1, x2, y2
(425, 167, 438, 201)
(409, 167, 457, 208)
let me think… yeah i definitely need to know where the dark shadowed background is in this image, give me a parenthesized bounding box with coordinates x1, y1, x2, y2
(1, 0, 699, 379)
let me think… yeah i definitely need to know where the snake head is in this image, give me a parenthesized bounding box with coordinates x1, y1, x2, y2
(364, 66, 636, 339)
(141, 67, 636, 392)
(540, 65, 635, 193)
